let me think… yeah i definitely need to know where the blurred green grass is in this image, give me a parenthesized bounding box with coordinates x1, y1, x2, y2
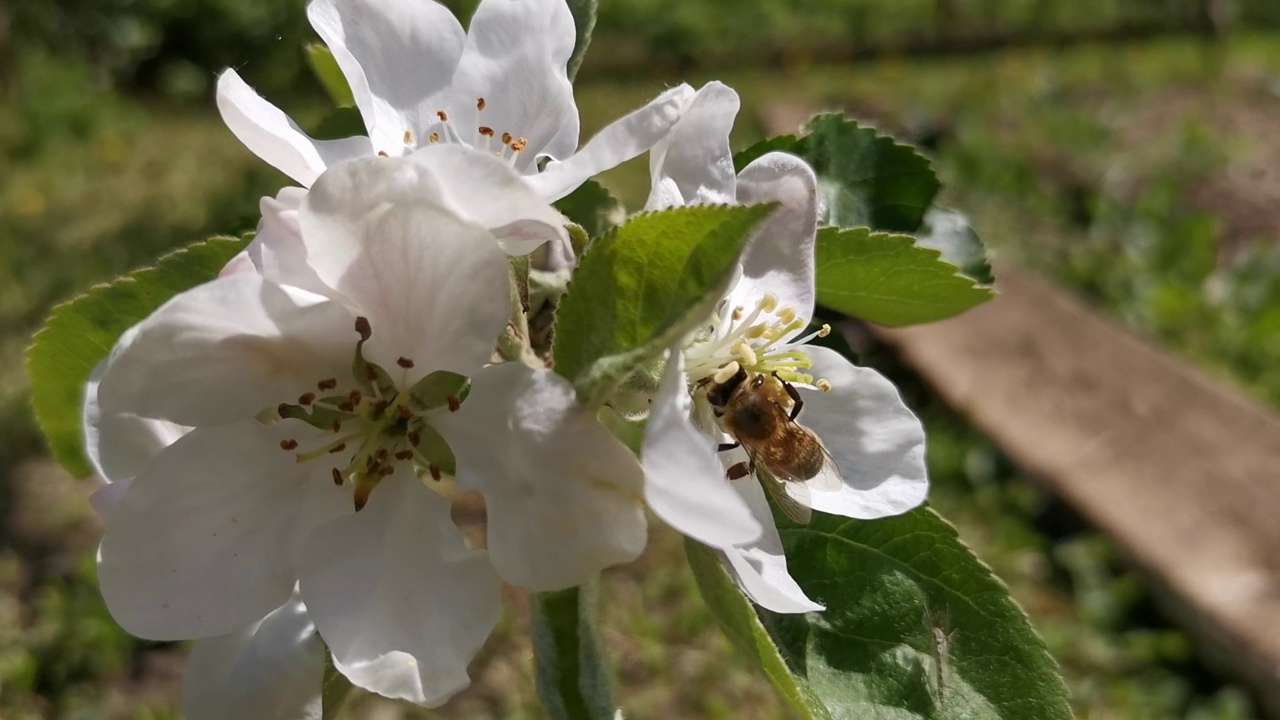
(4, 3, 1280, 718)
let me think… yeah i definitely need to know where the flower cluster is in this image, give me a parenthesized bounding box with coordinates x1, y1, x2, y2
(84, 0, 929, 715)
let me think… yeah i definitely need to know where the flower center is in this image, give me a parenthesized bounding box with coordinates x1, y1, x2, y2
(268, 317, 461, 510)
(683, 293, 833, 391)
(390, 98, 530, 169)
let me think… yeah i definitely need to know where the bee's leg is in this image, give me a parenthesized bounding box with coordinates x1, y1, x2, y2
(717, 441, 741, 452)
(726, 461, 752, 480)
(773, 371, 805, 421)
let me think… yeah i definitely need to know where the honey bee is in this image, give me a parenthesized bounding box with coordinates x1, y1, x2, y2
(701, 365, 842, 524)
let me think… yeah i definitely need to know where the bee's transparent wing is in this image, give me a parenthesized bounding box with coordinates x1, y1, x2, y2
(801, 434, 844, 492)
(761, 471, 812, 525)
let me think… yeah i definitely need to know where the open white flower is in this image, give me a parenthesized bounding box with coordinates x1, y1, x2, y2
(219, 0, 691, 203)
(85, 366, 325, 720)
(92, 155, 516, 707)
(640, 82, 929, 613)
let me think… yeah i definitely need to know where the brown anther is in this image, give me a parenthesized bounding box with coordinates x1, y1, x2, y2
(317, 378, 338, 391)
(394, 450, 413, 461)
(279, 439, 299, 451)
(511, 137, 528, 152)
(407, 431, 421, 447)
(397, 356, 415, 368)
(397, 405, 413, 420)
(348, 390, 363, 404)
(338, 401, 355, 413)
(403, 130, 413, 144)
(329, 443, 347, 454)
(377, 150, 389, 157)
(478, 126, 495, 138)
(446, 394, 461, 412)
(476, 97, 486, 111)
(331, 419, 343, 433)
(372, 399, 390, 416)
(375, 448, 389, 462)
(501, 131, 513, 145)
(429, 464, 442, 481)
(436, 109, 449, 122)
(332, 468, 345, 486)
(355, 316, 372, 341)
(429, 132, 440, 143)
(363, 365, 380, 382)
(379, 465, 395, 477)
(298, 392, 316, 406)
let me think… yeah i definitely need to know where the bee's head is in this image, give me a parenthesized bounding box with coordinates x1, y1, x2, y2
(704, 362, 749, 409)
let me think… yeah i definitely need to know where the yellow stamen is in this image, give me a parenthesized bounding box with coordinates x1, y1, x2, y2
(403, 130, 414, 145)
(777, 306, 797, 325)
(816, 379, 833, 392)
(736, 342, 757, 368)
(817, 323, 832, 338)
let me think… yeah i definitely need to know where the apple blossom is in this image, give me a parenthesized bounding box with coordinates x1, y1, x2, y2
(84, 365, 325, 720)
(218, 0, 691, 203)
(640, 82, 930, 613)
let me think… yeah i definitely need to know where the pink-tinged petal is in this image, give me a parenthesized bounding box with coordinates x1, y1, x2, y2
(83, 361, 187, 484)
(528, 84, 694, 202)
(447, 0, 579, 171)
(795, 346, 928, 518)
(643, 347, 761, 548)
(645, 82, 740, 210)
(728, 152, 819, 326)
(98, 275, 357, 427)
(721, 478, 824, 613)
(184, 595, 324, 720)
(300, 164, 511, 384)
(433, 364, 647, 590)
(299, 471, 499, 707)
(216, 70, 371, 187)
(98, 420, 350, 640)
(307, 0, 465, 155)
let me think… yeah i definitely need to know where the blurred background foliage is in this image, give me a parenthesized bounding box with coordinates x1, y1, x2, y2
(4, 0, 1280, 718)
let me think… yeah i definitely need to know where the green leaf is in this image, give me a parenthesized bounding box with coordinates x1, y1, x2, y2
(564, 0, 598, 81)
(814, 227, 992, 326)
(321, 652, 356, 720)
(686, 539, 833, 720)
(311, 107, 366, 141)
(554, 179, 624, 242)
(306, 42, 356, 108)
(767, 508, 1073, 720)
(735, 114, 940, 232)
(530, 584, 617, 720)
(26, 236, 250, 477)
(916, 207, 995, 286)
(551, 204, 773, 406)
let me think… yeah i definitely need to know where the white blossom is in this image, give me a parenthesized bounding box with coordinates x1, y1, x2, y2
(92, 155, 517, 707)
(641, 82, 930, 613)
(218, 0, 691, 203)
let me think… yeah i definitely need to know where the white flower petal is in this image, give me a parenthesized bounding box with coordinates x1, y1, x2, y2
(299, 470, 499, 707)
(722, 478, 824, 613)
(228, 187, 335, 297)
(83, 361, 187, 483)
(448, 0, 579, 171)
(796, 346, 928, 519)
(300, 165, 511, 384)
(643, 347, 761, 548)
(98, 420, 350, 640)
(98, 274, 357, 427)
(645, 81, 740, 210)
(728, 152, 819, 325)
(216, 70, 371, 187)
(307, 0, 465, 155)
(433, 364, 647, 590)
(184, 595, 325, 720)
(404, 146, 569, 254)
(528, 84, 695, 202)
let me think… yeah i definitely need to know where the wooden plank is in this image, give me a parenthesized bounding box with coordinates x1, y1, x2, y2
(872, 265, 1280, 713)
